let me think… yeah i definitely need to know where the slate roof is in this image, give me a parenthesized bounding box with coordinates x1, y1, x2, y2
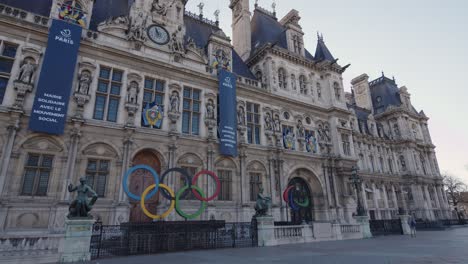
(90, 0, 131, 31)
(315, 38, 335, 61)
(369, 76, 402, 114)
(0, 0, 52, 17)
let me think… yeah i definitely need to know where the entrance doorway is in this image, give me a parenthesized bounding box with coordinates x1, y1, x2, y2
(287, 177, 314, 224)
(129, 150, 161, 222)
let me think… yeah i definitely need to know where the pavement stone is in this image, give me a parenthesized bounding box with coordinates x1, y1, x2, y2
(87, 227, 468, 264)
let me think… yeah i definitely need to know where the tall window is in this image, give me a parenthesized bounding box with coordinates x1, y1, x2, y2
(143, 77, 165, 128)
(94, 66, 122, 122)
(182, 87, 201, 135)
(249, 172, 262, 201)
(85, 159, 109, 197)
(217, 170, 232, 201)
(316, 83, 322, 99)
(334, 82, 341, 100)
(292, 35, 302, 54)
(278, 68, 287, 89)
(341, 133, 351, 156)
(21, 154, 53, 196)
(0, 41, 18, 104)
(299, 75, 307, 95)
(246, 102, 260, 144)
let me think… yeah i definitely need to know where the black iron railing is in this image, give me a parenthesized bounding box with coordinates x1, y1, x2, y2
(90, 220, 258, 259)
(369, 219, 403, 236)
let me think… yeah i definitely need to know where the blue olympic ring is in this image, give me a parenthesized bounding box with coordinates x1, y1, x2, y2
(123, 165, 160, 201)
(288, 188, 300, 211)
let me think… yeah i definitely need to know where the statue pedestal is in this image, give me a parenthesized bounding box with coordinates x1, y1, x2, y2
(59, 218, 95, 263)
(399, 215, 412, 235)
(355, 215, 372, 238)
(256, 216, 275, 247)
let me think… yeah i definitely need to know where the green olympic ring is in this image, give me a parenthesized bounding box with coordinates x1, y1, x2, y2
(175, 185, 207, 219)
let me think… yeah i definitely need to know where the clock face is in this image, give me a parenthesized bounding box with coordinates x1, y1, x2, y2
(147, 25, 170, 45)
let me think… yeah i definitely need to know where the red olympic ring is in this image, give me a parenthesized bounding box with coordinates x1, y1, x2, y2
(191, 170, 221, 202)
(283, 185, 295, 203)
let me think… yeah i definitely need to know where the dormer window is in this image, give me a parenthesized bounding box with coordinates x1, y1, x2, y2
(333, 82, 341, 101)
(292, 35, 302, 54)
(278, 68, 287, 89)
(58, 0, 87, 27)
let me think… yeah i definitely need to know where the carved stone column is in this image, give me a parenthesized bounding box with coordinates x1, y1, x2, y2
(237, 125, 247, 144)
(204, 118, 217, 139)
(264, 130, 274, 146)
(12, 81, 34, 110)
(168, 112, 181, 134)
(0, 114, 20, 196)
(62, 120, 83, 201)
(125, 103, 139, 127)
(73, 93, 90, 119)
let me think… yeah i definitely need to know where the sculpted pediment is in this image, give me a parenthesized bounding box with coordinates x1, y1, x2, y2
(82, 143, 118, 158)
(22, 137, 64, 152)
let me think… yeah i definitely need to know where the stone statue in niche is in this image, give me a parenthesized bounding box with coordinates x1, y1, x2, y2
(67, 177, 98, 219)
(170, 29, 185, 53)
(400, 156, 407, 171)
(237, 106, 245, 126)
(264, 112, 273, 131)
(17, 58, 36, 84)
(206, 99, 215, 119)
(324, 125, 331, 141)
(297, 119, 305, 138)
(128, 6, 148, 42)
(273, 114, 281, 132)
(76, 70, 92, 95)
(169, 91, 180, 113)
(152, 0, 172, 16)
(127, 81, 139, 104)
(254, 187, 271, 217)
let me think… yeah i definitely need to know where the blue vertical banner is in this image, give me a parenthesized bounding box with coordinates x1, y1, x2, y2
(218, 69, 238, 157)
(29, 19, 82, 135)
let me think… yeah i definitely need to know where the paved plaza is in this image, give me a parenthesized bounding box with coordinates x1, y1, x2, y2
(87, 227, 468, 264)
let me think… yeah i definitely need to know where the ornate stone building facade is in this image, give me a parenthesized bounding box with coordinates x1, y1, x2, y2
(0, 0, 450, 235)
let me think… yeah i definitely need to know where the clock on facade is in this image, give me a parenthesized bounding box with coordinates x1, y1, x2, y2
(147, 25, 170, 45)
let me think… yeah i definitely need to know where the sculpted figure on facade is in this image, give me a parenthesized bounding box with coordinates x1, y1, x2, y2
(76, 70, 92, 95)
(170, 29, 185, 53)
(237, 106, 245, 126)
(273, 114, 281, 132)
(127, 81, 139, 104)
(297, 119, 305, 138)
(152, 0, 173, 16)
(17, 58, 36, 84)
(67, 177, 98, 218)
(169, 91, 180, 112)
(206, 99, 215, 119)
(128, 5, 148, 42)
(264, 112, 273, 131)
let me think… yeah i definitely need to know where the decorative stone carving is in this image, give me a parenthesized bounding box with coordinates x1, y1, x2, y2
(76, 70, 92, 95)
(17, 57, 36, 84)
(170, 28, 185, 53)
(128, 3, 148, 49)
(67, 178, 98, 219)
(273, 113, 281, 133)
(73, 61, 95, 118)
(206, 99, 215, 120)
(127, 81, 139, 104)
(237, 105, 245, 126)
(169, 91, 180, 113)
(152, 0, 172, 16)
(297, 119, 305, 138)
(264, 112, 273, 131)
(125, 102, 139, 127)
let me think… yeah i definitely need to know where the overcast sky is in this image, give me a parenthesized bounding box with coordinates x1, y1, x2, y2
(186, 0, 468, 183)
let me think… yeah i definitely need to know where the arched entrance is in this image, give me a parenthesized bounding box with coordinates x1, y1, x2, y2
(287, 177, 314, 224)
(129, 150, 162, 222)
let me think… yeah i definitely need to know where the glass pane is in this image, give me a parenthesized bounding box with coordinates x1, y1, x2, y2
(2, 43, 17, 58)
(193, 102, 200, 112)
(247, 113, 252, 123)
(97, 81, 108, 93)
(192, 90, 200, 100)
(93, 95, 106, 120)
(0, 77, 7, 104)
(107, 98, 119, 122)
(110, 84, 121, 95)
(143, 91, 153, 103)
(192, 114, 199, 135)
(36, 171, 50, 195)
(155, 94, 163, 105)
(87, 160, 97, 171)
(27, 154, 40, 167)
(97, 175, 107, 197)
(255, 127, 260, 144)
(254, 104, 259, 113)
(155, 80, 164, 92)
(22, 169, 36, 195)
(144, 78, 154, 89)
(183, 88, 191, 98)
(99, 67, 110, 79)
(183, 99, 191, 110)
(254, 115, 259, 124)
(41, 156, 53, 168)
(0, 58, 14, 73)
(112, 70, 122, 82)
(86, 175, 95, 189)
(247, 126, 252, 144)
(182, 111, 190, 134)
(100, 160, 109, 171)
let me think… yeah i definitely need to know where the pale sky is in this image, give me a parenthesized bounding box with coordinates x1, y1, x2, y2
(186, 0, 468, 183)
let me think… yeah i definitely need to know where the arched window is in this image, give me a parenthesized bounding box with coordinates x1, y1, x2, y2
(290, 74, 296, 90)
(334, 82, 341, 100)
(299, 75, 307, 94)
(278, 68, 287, 89)
(255, 70, 263, 82)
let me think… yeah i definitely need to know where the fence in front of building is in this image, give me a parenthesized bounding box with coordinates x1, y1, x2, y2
(369, 219, 403, 236)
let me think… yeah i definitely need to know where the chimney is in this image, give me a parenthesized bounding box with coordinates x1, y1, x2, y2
(230, 0, 251, 61)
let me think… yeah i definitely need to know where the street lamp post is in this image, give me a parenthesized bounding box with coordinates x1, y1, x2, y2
(350, 166, 366, 216)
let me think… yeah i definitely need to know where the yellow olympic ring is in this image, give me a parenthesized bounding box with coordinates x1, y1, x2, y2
(140, 183, 175, 220)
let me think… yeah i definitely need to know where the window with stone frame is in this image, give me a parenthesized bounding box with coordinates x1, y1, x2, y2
(299, 75, 307, 95)
(292, 35, 303, 54)
(249, 172, 262, 201)
(93, 66, 122, 122)
(217, 170, 232, 201)
(278, 68, 287, 89)
(246, 102, 260, 145)
(182, 87, 201, 135)
(341, 133, 351, 156)
(0, 41, 18, 104)
(85, 159, 109, 197)
(316, 82, 322, 99)
(21, 153, 54, 196)
(334, 82, 341, 100)
(142, 77, 165, 128)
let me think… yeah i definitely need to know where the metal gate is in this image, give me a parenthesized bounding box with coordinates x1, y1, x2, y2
(369, 219, 403, 236)
(90, 220, 258, 259)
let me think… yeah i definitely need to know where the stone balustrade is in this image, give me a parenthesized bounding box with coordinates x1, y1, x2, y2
(0, 4, 50, 27)
(0, 234, 63, 264)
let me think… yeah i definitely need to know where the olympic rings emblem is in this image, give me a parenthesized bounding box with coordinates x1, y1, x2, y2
(122, 165, 220, 220)
(283, 185, 310, 211)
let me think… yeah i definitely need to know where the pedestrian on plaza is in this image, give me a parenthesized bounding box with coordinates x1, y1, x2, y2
(408, 216, 417, 238)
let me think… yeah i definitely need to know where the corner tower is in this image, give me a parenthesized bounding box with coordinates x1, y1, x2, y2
(230, 0, 251, 61)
